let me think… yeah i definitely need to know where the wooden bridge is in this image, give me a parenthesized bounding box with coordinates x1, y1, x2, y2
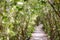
(30, 24, 49, 40)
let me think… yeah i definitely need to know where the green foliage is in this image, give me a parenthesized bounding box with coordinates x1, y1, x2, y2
(0, 0, 60, 40)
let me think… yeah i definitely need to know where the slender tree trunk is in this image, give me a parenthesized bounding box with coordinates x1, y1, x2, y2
(6, 28, 9, 40)
(47, 13, 54, 40)
(48, 0, 60, 17)
(6, 36, 9, 40)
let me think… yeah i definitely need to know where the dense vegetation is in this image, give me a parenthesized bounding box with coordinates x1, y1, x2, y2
(0, 0, 60, 40)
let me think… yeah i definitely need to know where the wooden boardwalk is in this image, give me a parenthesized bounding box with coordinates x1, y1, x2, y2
(30, 24, 49, 40)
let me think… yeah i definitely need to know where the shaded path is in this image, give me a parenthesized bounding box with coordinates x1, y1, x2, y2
(30, 24, 49, 40)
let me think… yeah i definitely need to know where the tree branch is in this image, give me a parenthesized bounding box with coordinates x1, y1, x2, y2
(48, 1, 60, 17)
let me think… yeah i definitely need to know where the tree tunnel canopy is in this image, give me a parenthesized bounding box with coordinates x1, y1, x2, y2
(0, 0, 60, 40)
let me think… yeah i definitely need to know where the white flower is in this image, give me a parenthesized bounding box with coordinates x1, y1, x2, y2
(17, 2, 23, 5)
(10, 17, 14, 23)
(20, 11, 24, 15)
(2, 21, 5, 23)
(7, 28, 10, 34)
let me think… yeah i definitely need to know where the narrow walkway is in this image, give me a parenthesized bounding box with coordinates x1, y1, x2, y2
(30, 24, 49, 40)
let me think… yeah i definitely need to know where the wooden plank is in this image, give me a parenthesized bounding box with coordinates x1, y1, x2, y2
(30, 24, 49, 40)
